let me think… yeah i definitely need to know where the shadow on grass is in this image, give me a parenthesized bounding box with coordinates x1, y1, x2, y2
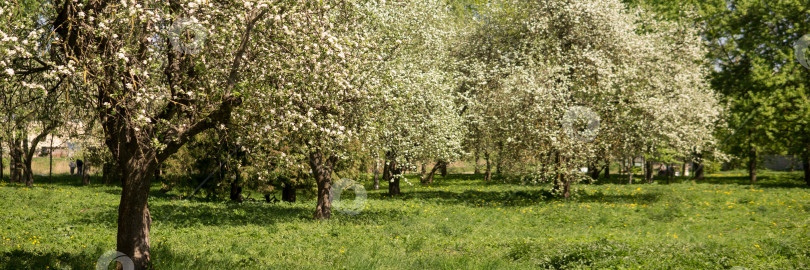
(1, 174, 105, 188)
(70, 201, 316, 228)
(697, 172, 807, 188)
(0, 249, 94, 270)
(0, 245, 247, 269)
(515, 172, 807, 189)
(396, 188, 661, 207)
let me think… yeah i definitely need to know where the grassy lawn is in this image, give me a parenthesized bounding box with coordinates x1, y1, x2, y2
(0, 171, 808, 269)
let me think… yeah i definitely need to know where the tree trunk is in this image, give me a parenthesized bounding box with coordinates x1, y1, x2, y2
(382, 156, 390, 189)
(473, 149, 480, 174)
(0, 138, 4, 181)
(425, 161, 442, 184)
(229, 170, 243, 203)
(484, 151, 492, 181)
(645, 160, 653, 183)
(621, 158, 627, 178)
(419, 162, 427, 183)
(627, 157, 633, 185)
(10, 137, 21, 183)
(372, 158, 380, 190)
(694, 152, 704, 180)
(681, 161, 687, 178)
(22, 153, 34, 187)
(589, 161, 600, 180)
(603, 162, 610, 179)
(556, 154, 571, 199)
(21, 129, 35, 187)
(309, 150, 337, 219)
(282, 183, 296, 202)
(440, 161, 448, 177)
(667, 163, 675, 184)
(562, 176, 571, 199)
(81, 160, 90, 185)
(10, 147, 17, 183)
(116, 156, 158, 270)
(22, 155, 34, 187)
(749, 146, 757, 183)
(386, 152, 401, 196)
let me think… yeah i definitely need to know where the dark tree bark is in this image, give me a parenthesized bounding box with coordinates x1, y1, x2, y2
(81, 160, 90, 185)
(556, 153, 571, 199)
(282, 183, 296, 202)
(440, 161, 448, 177)
(22, 156, 34, 187)
(382, 155, 390, 186)
(310, 150, 337, 219)
(386, 152, 402, 196)
(621, 158, 627, 178)
(681, 162, 687, 178)
(372, 158, 380, 190)
(10, 138, 21, 183)
(749, 146, 757, 183)
(627, 157, 633, 185)
(694, 152, 705, 180)
(0, 138, 4, 181)
(116, 155, 158, 270)
(229, 163, 243, 203)
(562, 175, 572, 198)
(484, 151, 492, 181)
(667, 163, 675, 184)
(603, 162, 610, 179)
(21, 129, 34, 187)
(645, 160, 653, 184)
(588, 161, 600, 180)
(425, 161, 442, 184)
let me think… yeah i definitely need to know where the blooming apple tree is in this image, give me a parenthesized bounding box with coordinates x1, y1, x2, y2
(456, 0, 722, 196)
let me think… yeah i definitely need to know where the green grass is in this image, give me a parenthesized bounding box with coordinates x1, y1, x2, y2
(0, 171, 808, 269)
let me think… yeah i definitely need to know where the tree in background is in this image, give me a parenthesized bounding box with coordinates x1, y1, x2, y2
(456, 0, 721, 196)
(0, 0, 66, 187)
(627, 0, 810, 185)
(367, 0, 466, 191)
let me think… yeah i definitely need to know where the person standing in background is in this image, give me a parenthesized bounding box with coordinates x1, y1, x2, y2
(69, 159, 76, 175)
(76, 159, 84, 176)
